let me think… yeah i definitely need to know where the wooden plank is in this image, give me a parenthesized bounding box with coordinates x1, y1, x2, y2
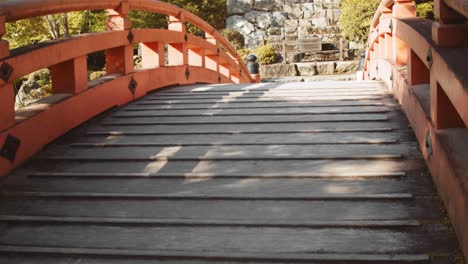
(134, 96, 388, 105)
(71, 132, 409, 145)
(144, 92, 390, 100)
(37, 144, 417, 160)
(87, 127, 398, 135)
(0, 224, 457, 254)
(123, 100, 395, 110)
(1, 191, 414, 201)
(99, 115, 390, 125)
(4, 177, 415, 196)
(27, 171, 407, 179)
(23, 159, 424, 174)
(0, 246, 431, 263)
(0, 216, 421, 227)
(0, 197, 442, 222)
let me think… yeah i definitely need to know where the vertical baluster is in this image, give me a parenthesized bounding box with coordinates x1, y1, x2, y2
(50, 56, 88, 94)
(392, 0, 416, 66)
(106, 0, 134, 75)
(167, 15, 187, 66)
(430, 1, 466, 129)
(432, 0, 467, 47)
(141, 42, 165, 69)
(204, 32, 220, 78)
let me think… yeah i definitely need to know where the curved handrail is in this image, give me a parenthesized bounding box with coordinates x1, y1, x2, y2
(0, 0, 251, 81)
(363, 0, 468, 260)
(0, 0, 259, 177)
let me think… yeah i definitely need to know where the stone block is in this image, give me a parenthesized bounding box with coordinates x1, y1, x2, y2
(296, 63, 318, 76)
(335, 60, 359, 74)
(260, 63, 298, 78)
(315, 61, 336, 75)
(227, 0, 253, 15)
(284, 19, 298, 27)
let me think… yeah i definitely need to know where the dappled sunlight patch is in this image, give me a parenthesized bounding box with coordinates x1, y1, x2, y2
(142, 160, 167, 174)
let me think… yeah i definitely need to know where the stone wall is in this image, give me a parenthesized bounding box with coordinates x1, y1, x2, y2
(226, 0, 362, 63)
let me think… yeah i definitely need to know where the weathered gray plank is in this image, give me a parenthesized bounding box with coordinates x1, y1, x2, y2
(0, 177, 409, 195)
(37, 144, 417, 160)
(124, 100, 395, 110)
(100, 114, 390, 125)
(0, 197, 443, 221)
(24, 159, 425, 174)
(0, 224, 457, 254)
(0, 248, 432, 264)
(70, 132, 410, 145)
(113, 106, 392, 117)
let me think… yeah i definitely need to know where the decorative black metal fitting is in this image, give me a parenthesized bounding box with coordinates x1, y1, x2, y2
(127, 31, 134, 43)
(217, 48, 220, 55)
(376, 64, 379, 72)
(185, 67, 190, 80)
(0, 134, 21, 163)
(389, 20, 393, 32)
(184, 34, 188, 43)
(0, 62, 13, 83)
(426, 48, 433, 69)
(246, 54, 259, 75)
(376, 27, 379, 34)
(425, 130, 433, 158)
(128, 77, 138, 94)
(218, 75, 222, 83)
(390, 72, 394, 81)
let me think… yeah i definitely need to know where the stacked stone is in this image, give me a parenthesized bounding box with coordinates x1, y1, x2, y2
(226, 0, 344, 63)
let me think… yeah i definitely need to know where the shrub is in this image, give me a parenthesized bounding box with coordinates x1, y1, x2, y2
(89, 71, 107, 81)
(254, 44, 279, 65)
(339, 0, 381, 42)
(220, 28, 245, 50)
(416, 2, 435, 19)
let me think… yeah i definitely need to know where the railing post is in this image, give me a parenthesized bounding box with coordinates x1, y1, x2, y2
(0, 16, 14, 131)
(50, 56, 88, 94)
(187, 48, 204, 67)
(141, 42, 165, 68)
(106, 0, 134, 75)
(431, 75, 465, 129)
(167, 15, 188, 66)
(408, 50, 429, 86)
(392, 0, 416, 66)
(204, 32, 220, 76)
(432, 0, 467, 47)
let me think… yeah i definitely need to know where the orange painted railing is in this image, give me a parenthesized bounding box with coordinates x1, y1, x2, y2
(0, 0, 259, 176)
(364, 0, 468, 259)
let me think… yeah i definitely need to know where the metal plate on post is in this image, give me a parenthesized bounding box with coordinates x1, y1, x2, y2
(0, 62, 13, 83)
(0, 134, 21, 163)
(128, 77, 137, 94)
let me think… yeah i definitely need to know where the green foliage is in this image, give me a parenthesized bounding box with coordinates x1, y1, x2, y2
(253, 44, 278, 65)
(88, 71, 107, 81)
(129, 11, 167, 29)
(5, 11, 107, 49)
(220, 28, 245, 50)
(416, 1, 434, 19)
(339, 0, 381, 42)
(236, 49, 251, 61)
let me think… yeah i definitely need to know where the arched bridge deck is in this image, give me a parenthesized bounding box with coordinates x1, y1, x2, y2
(0, 81, 461, 263)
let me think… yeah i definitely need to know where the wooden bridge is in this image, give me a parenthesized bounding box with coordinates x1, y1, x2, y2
(0, 0, 466, 263)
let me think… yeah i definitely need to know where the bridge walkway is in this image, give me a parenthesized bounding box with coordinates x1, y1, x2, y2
(0, 81, 461, 263)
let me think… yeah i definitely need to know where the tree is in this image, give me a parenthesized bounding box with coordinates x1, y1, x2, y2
(339, 0, 381, 42)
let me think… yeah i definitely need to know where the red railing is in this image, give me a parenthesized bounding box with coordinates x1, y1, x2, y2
(0, 0, 259, 176)
(364, 0, 468, 259)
